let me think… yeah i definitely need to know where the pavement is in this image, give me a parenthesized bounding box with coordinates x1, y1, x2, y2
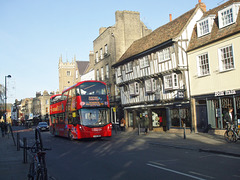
(0, 127, 240, 180)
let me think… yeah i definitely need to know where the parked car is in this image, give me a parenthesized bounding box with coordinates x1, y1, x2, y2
(37, 122, 49, 131)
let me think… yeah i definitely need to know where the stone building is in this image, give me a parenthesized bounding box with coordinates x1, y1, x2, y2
(58, 55, 89, 93)
(90, 10, 152, 121)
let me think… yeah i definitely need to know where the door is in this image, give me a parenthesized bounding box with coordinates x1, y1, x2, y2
(196, 105, 208, 132)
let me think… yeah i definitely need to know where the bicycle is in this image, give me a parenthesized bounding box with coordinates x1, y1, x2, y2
(24, 128, 51, 180)
(224, 122, 240, 143)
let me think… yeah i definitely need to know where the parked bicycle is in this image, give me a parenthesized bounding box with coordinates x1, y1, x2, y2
(23, 128, 51, 180)
(224, 122, 240, 143)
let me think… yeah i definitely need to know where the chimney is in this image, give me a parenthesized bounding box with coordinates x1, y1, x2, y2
(198, 0, 206, 12)
(169, 14, 172, 22)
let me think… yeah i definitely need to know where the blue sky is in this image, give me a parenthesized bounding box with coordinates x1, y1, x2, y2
(0, 0, 222, 103)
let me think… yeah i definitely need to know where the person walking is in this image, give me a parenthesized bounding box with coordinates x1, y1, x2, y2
(120, 118, 126, 131)
(1, 122, 5, 137)
(144, 114, 149, 134)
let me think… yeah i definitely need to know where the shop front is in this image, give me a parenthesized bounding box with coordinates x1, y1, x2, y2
(123, 102, 191, 132)
(194, 89, 240, 132)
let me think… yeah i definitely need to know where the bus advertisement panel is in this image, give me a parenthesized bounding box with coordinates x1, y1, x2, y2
(49, 81, 112, 140)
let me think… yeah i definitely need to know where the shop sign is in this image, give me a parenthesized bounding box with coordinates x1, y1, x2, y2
(215, 90, 236, 97)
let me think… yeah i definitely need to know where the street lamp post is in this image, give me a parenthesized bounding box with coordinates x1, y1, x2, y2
(4, 75, 11, 123)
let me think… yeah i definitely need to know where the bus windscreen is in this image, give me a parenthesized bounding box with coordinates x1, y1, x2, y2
(79, 108, 110, 126)
(77, 82, 107, 95)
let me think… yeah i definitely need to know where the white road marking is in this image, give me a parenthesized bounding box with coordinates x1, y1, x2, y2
(189, 171, 215, 179)
(217, 154, 240, 160)
(147, 163, 206, 180)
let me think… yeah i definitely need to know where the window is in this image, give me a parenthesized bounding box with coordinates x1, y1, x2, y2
(197, 53, 210, 76)
(199, 19, 209, 36)
(158, 48, 170, 62)
(145, 78, 157, 93)
(117, 66, 122, 77)
(125, 62, 133, 73)
(218, 4, 240, 29)
(106, 64, 109, 79)
(76, 70, 78, 79)
(164, 75, 172, 89)
(96, 51, 99, 63)
(46, 100, 48, 105)
(67, 71, 71, 76)
(101, 67, 104, 80)
(105, 44, 108, 54)
(96, 69, 99, 81)
(139, 56, 149, 68)
(218, 45, 234, 71)
(129, 82, 139, 96)
(197, 15, 215, 37)
(164, 73, 178, 90)
(100, 48, 103, 59)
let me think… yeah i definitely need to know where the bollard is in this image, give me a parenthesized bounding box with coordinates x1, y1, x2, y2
(183, 123, 186, 139)
(17, 133, 20, 151)
(23, 137, 27, 163)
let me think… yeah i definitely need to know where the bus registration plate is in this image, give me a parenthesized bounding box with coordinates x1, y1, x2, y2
(93, 135, 101, 138)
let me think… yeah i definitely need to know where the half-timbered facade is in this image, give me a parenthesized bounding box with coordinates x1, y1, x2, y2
(113, 1, 206, 131)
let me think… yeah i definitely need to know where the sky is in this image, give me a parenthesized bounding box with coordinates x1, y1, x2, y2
(0, 0, 224, 103)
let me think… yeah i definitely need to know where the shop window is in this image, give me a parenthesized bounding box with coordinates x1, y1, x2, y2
(128, 112, 133, 127)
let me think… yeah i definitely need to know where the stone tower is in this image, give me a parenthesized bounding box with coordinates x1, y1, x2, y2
(58, 55, 76, 93)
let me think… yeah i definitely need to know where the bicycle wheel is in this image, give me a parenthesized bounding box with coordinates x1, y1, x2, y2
(28, 162, 36, 180)
(224, 130, 231, 142)
(224, 130, 236, 143)
(35, 128, 43, 151)
(39, 154, 48, 180)
(37, 168, 45, 180)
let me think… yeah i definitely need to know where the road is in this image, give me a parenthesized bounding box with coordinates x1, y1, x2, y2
(18, 129, 240, 180)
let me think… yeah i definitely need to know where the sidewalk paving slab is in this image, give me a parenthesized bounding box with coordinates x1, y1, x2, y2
(0, 135, 28, 180)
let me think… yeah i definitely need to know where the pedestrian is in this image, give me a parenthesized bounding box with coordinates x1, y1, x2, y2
(159, 116, 163, 127)
(224, 107, 233, 130)
(144, 114, 149, 134)
(0, 122, 5, 137)
(120, 118, 126, 131)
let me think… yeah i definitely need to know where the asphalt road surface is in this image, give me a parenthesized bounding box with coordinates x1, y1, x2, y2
(19, 130, 240, 180)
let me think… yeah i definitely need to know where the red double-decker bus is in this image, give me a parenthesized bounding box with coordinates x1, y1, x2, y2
(49, 81, 112, 140)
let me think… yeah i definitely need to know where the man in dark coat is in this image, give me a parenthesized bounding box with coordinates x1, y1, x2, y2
(224, 107, 233, 130)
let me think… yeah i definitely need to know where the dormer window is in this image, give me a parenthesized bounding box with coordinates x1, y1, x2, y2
(218, 3, 240, 29)
(197, 15, 215, 37)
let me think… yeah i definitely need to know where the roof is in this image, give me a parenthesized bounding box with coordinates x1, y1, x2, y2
(112, 5, 200, 67)
(187, 0, 240, 52)
(76, 61, 89, 75)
